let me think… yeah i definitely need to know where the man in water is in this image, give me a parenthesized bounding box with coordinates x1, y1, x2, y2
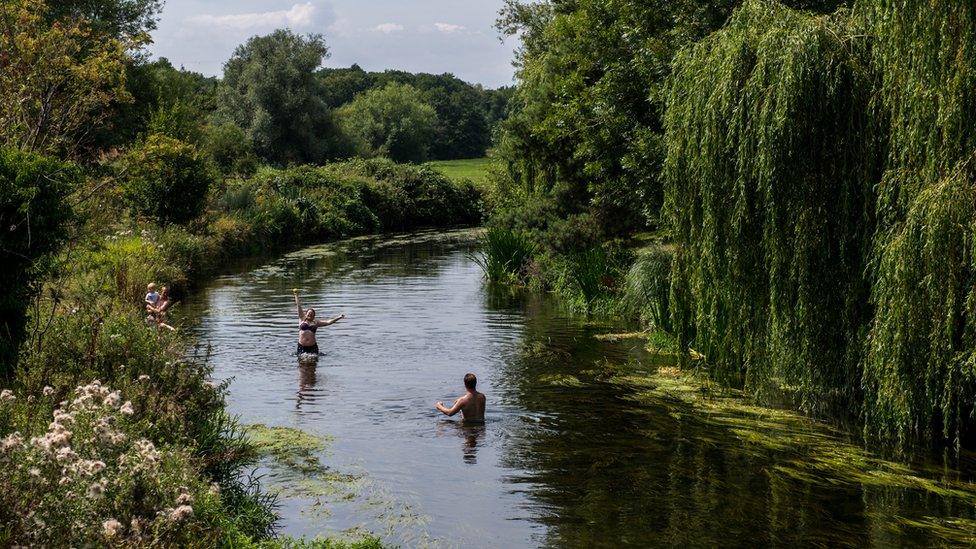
(436, 373, 486, 422)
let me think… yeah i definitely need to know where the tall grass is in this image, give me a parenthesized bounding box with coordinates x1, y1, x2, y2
(470, 227, 535, 282)
(622, 246, 674, 332)
(568, 248, 610, 312)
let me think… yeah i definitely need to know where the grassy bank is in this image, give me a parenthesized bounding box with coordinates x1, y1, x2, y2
(1, 156, 481, 546)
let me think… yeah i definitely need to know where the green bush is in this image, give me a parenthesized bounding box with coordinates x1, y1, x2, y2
(204, 123, 258, 177)
(0, 147, 79, 377)
(336, 83, 438, 163)
(0, 380, 269, 546)
(120, 134, 213, 224)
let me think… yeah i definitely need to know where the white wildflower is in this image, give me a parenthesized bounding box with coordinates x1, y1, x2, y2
(54, 447, 78, 463)
(169, 505, 193, 522)
(43, 386, 54, 396)
(119, 401, 134, 416)
(104, 390, 121, 408)
(0, 389, 14, 402)
(1, 432, 24, 452)
(102, 518, 122, 537)
(176, 488, 194, 505)
(87, 482, 104, 499)
(138, 375, 150, 382)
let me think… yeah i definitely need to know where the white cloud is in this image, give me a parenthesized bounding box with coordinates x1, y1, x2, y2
(374, 23, 404, 33)
(188, 3, 318, 30)
(434, 22, 466, 33)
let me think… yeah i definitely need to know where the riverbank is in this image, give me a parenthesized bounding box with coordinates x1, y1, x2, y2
(1, 158, 481, 546)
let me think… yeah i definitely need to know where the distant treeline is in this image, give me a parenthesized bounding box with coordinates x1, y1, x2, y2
(95, 50, 511, 168)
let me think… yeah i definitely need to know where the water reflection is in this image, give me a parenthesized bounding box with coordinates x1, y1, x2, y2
(296, 360, 318, 409)
(437, 420, 486, 465)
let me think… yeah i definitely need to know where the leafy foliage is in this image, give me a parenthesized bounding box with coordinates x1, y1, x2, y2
(0, 0, 131, 156)
(0, 149, 79, 377)
(216, 30, 340, 166)
(495, 0, 850, 240)
(337, 83, 438, 163)
(119, 134, 213, 224)
(861, 0, 976, 448)
(664, 1, 879, 413)
(318, 66, 511, 160)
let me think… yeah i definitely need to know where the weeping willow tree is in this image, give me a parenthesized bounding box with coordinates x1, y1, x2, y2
(666, 0, 976, 449)
(862, 1, 976, 448)
(663, 1, 882, 417)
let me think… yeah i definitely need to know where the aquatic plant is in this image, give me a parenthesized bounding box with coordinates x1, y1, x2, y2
(622, 246, 674, 333)
(470, 226, 535, 283)
(568, 247, 611, 312)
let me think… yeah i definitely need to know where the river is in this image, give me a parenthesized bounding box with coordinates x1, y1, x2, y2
(183, 229, 976, 547)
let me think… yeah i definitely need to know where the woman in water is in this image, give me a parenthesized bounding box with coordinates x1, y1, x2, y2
(293, 289, 345, 355)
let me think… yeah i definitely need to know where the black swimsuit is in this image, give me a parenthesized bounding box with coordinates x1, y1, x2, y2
(297, 322, 319, 355)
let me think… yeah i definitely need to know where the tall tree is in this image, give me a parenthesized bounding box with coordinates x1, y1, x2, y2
(496, 0, 849, 236)
(216, 30, 338, 166)
(0, 0, 130, 156)
(47, 0, 162, 42)
(337, 83, 438, 163)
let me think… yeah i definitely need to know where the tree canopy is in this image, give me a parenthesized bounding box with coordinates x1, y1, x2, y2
(216, 30, 339, 166)
(337, 83, 438, 163)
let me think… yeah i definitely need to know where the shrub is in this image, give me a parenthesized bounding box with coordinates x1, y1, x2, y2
(336, 83, 438, 163)
(120, 134, 213, 224)
(205, 123, 258, 178)
(0, 147, 78, 377)
(0, 381, 247, 547)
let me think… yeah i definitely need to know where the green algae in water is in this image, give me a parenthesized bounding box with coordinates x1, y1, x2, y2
(245, 424, 432, 533)
(539, 374, 584, 387)
(582, 355, 976, 544)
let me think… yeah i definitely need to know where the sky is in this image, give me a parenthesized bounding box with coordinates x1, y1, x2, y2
(148, 0, 519, 88)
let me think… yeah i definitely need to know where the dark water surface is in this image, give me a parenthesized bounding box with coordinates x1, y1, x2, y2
(184, 230, 976, 548)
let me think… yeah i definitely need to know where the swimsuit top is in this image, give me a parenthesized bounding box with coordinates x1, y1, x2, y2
(300, 321, 317, 333)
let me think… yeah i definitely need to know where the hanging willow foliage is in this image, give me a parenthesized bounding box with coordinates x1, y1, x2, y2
(862, 1, 976, 448)
(666, 0, 976, 449)
(663, 1, 882, 418)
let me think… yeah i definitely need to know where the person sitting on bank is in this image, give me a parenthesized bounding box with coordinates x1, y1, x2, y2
(293, 289, 345, 355)
(147, 286, 176, 331)
(436, 373, 486, 422)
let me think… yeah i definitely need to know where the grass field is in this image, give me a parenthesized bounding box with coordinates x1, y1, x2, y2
(426, 157, 495, 186)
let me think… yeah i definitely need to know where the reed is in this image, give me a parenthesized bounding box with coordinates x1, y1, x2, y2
(470, 227, 535, 283)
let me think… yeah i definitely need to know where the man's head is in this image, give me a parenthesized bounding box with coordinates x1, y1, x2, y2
(463, 373, 477, 391)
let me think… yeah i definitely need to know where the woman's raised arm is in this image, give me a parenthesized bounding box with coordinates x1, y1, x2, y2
(293, 289, 304, 319)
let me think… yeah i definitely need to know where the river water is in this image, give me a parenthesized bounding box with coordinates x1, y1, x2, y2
(184, 229, 976, 547)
